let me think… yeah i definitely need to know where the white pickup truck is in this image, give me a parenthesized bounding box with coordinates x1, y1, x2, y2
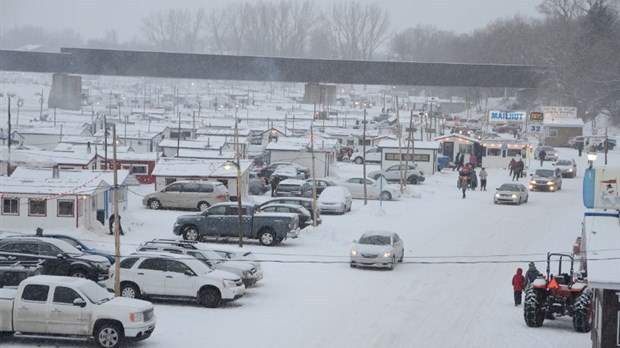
(0, 275, 156, 348)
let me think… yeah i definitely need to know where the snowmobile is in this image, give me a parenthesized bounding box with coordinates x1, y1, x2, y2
(523, 252, 592, 332)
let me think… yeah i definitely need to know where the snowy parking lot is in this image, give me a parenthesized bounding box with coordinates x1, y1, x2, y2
(2, 146, 607, 348)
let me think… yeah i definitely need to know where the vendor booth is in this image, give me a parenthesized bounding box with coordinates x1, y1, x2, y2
(479, 139, 531, 168)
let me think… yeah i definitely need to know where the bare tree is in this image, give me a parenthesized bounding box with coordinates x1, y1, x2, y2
(141, 9, 206, 53)
(537, 0, 586, 21)
(324, 1, 391, 60)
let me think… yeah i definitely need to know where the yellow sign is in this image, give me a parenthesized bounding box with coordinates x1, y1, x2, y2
(530, 112, 544, 121)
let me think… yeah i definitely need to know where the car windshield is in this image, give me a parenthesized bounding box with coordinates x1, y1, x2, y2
(359, 235, 391, 245)
(498, 184, 521, 191)
(556, 160, 572, 165)
(536, 169, 555, 177)
(197, 249, 225, 264)
(277, 184, 300, 192)
(78, 281, 114, 304)
(540, 146, 554, 151)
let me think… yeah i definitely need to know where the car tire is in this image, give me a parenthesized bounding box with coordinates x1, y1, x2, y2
(94, 321, 124, 348)
(407, 176, 418, 185)
(388, 256, 396, 270)
(259, 228, 276, 246)
(354, 157, 363, 164)
(197, 201, 210, 211)
(518, 197, 522, 205)
(69, 268, 89, 279)
(350, 263, 356, 268)
(399, 251, 404, 263)
(380, 191, 392, 201)
(120, 282, 141, 299)
(198, 286, 222, 308)
(147, 199, 161, 210)
(183, 226, 200, 241)
(524, 195, 529, 203)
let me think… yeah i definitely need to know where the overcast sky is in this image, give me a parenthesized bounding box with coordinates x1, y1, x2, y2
(1, 0, 543, 42)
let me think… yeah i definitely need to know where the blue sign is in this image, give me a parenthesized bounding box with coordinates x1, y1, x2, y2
(488, 110, 526, 123)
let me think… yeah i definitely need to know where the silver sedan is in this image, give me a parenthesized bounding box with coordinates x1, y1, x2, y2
(350, 231, 404, 270)
(494, 183, 529, 205)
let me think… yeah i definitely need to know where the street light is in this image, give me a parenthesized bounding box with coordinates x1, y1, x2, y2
(587, 152, 597, 168)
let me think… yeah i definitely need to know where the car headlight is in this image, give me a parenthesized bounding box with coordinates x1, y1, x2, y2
(511, 194, 517, 198)
(495, 193, 500, 198)
(568, 168, 573, 172)
(129, 312, 144, 322)
(547, 181, 554, 185)
(530, 180, 536, 185)
(222, 279, 238, 288)
(350, 249, 357, 256)
(383, 252, 393, 258)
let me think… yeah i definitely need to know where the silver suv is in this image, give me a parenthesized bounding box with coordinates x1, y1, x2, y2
(143, 181, 230, 211)
(136, 239, 263, 288)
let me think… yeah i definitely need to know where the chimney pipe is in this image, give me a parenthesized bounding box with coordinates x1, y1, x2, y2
(87, 141, 92, 154)
(52, 165, 60, 179)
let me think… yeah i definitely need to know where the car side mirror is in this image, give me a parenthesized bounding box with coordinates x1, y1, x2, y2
(73, 298, 87, 307)
(76, 245, 84, 251)
(184, 270, 196, 277)
(57, 253, 66, 259)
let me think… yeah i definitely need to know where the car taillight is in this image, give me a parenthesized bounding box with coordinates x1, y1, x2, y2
(216, 195, 227, 200)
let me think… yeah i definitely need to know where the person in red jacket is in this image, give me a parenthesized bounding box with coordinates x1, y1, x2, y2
(512, 267, 525, 306)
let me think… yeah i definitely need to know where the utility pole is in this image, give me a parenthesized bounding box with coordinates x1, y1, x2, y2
(7, 97, 11, 175)
(176, 112, 181, 157)
(310, 126, 318, 226)
(234, 113, 244, 247)
(112, 124, 121, 296)
(103, 114, 108, 165)
(362, 108, 368, 205)
(396, 96, 405, 193)
(604, 127, 608, 165)
(38, 89, 43, 119)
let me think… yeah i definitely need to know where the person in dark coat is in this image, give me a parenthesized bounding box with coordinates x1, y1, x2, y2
(512, 267, 525, 306)
(469, 169, 478, 190)
(270, 175, 280, 196)
(513, 159, 524, 181)
(108, 214, 124, 235)
(577, 142, 584, 157)
(508, 158, 516, 177)
(459, 175, 470, 198)
(525, 262, 541, 287)
(538, 149, 546, 166)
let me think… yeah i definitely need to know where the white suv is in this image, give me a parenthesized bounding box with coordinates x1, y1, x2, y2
(106, 252, 245, 308)
(142, 181, 230, 211)
(136, 240, 263, 288)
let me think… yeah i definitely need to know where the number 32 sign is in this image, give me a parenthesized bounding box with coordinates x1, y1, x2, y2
(530, 125, 542, 133)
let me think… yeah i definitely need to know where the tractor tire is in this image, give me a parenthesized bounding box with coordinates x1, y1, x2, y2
(573, 288, 593, 333)
(524, 288, 545, 327)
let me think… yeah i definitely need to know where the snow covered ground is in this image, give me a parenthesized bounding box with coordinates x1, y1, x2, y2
(3, 144, 611, 348)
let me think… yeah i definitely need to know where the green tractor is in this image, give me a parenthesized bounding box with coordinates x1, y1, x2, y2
(523, 252, 592, 332)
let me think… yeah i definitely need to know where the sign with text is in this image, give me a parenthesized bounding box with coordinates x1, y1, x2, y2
(541, 106, 577, 118)
(529, 112, 544, 121)
(487, 110, 527, 123)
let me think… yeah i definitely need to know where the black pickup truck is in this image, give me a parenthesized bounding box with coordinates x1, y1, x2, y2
(173, 202, 300, 246)
(0, 261, 43, 287)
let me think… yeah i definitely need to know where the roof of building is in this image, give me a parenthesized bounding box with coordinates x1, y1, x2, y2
(543, 117, 585, 127)
(152, 157, 253, 177)
(377, 139, 440, 150)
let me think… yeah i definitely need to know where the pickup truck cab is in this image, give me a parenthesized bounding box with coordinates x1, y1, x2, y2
(173, 202, 300, 246)
(0, 275, 155, 348)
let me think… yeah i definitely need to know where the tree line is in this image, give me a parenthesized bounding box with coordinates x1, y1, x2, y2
(1, 0, 618, 124)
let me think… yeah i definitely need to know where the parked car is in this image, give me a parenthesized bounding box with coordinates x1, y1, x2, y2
(317, 186, 352, 214)
(368, 164, 425, 185)
(351, 147, 382, 164)
(142, 180, 230, 211)
(529, 168, 563, 191)
(106, 252, 245, 308)
(260, 203, 313, 228)
(569, 135, 617, 150)
(303, 178, 339, 197)
(7, 233, 115, 264)
(136, 240, 262, 288)
(260, 197, 321, 226)
(0, 260, 43, 288)
(274, 179, 308, 197)
(494, 183, 529, 205)
(534, 146, 559, 161)
(0, 275, 156, 348)
(553, 159, 577, 178)
(0, 237, 111, 281)
(260, 162, 310, 179)
(173, 202, 300, 246)
(339, 176, 401, 201)
(350, 231, 405, 270)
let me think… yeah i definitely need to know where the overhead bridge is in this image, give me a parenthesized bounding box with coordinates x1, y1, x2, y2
(0, 48, 544, 88)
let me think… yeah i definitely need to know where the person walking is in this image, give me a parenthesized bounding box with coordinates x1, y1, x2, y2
(525, 262, 541, 287)
(513, 158, 524, 181)
(479, 167, 488, 191)
(538, 149, 546, 167)
(577, 142, 584, 157)
(508, 158, 516, 177)
(459, 176, 470, 199)
(270, 175, 280, 196)
(470, 169, 478, 190)
(512, 268, 525, 306)
(108, 214, 124, 235)
(453, 153, 460, 171)
(469, 152, 477, 168)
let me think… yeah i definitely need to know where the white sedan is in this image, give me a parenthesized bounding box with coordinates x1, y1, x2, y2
(350, 231, 405, 270)
(339, 176, 401, 201)
(317, 186, 352, 214)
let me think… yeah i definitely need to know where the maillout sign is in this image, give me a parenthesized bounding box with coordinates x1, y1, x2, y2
(487, 110, 527, 123)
